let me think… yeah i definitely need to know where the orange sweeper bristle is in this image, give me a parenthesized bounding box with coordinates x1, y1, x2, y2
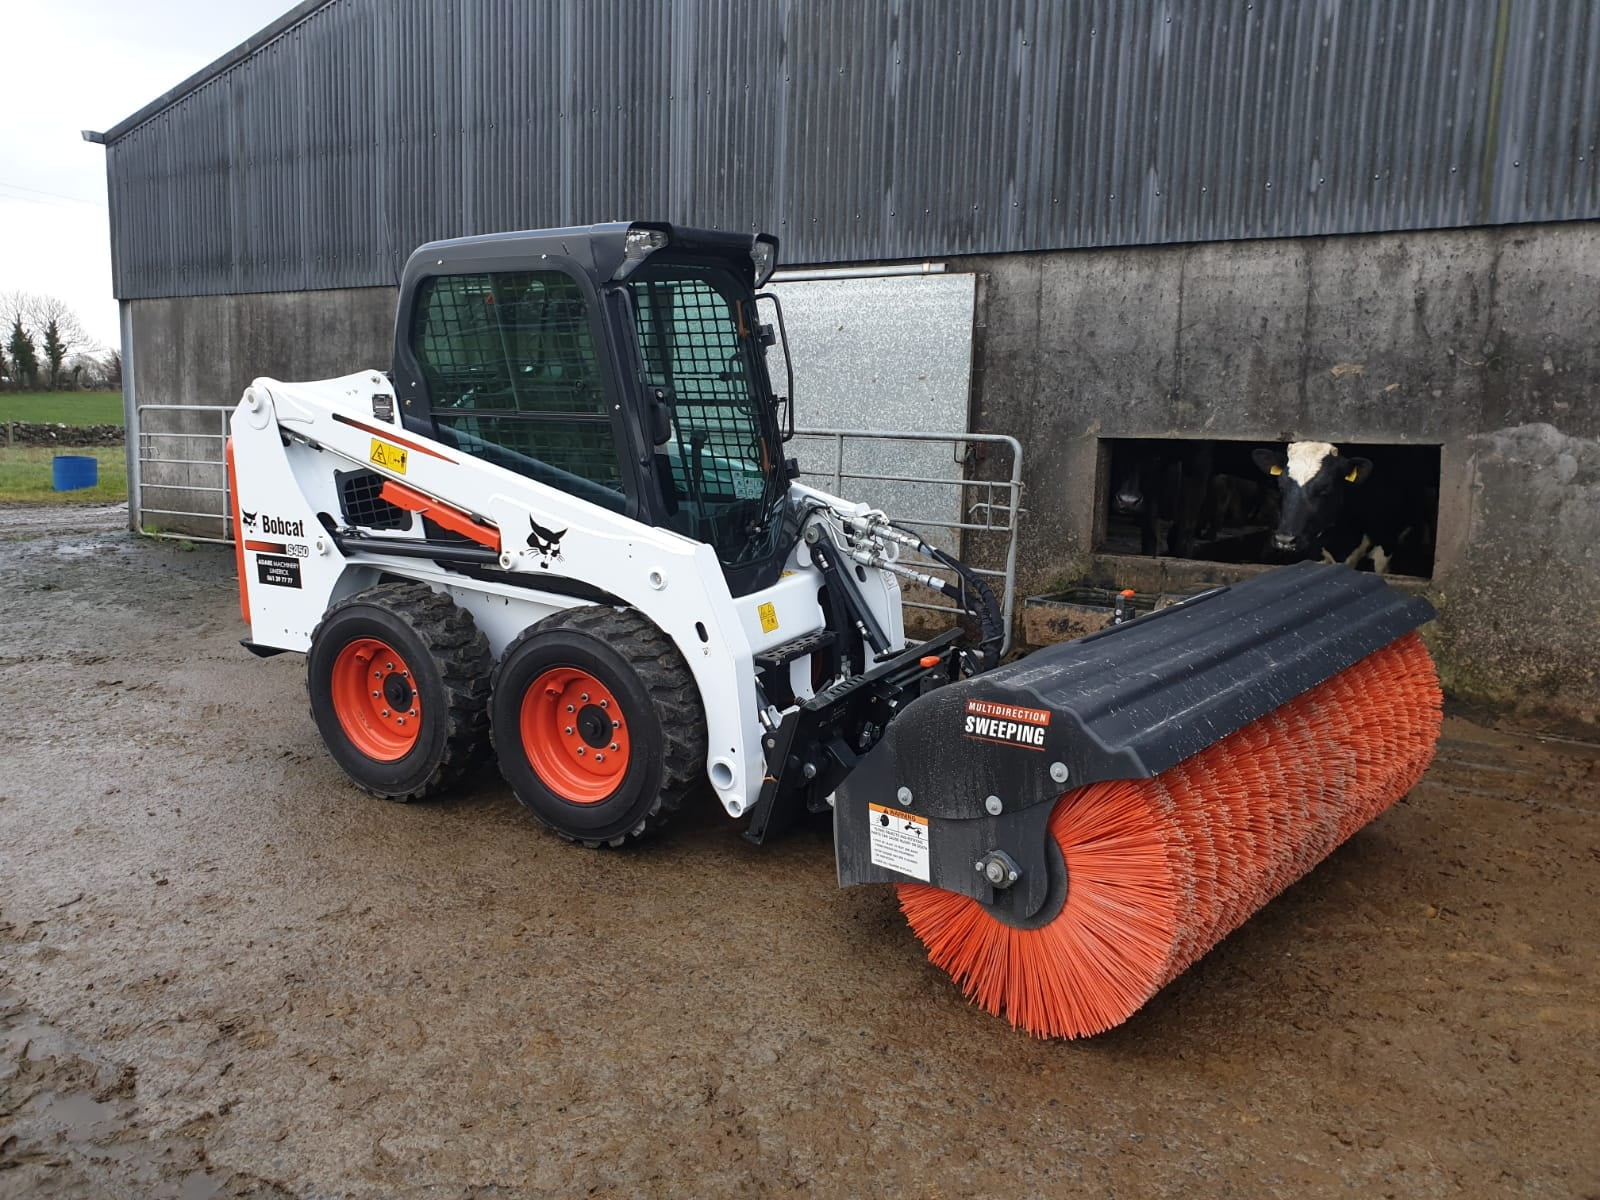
(896, 631, 1443, 1039)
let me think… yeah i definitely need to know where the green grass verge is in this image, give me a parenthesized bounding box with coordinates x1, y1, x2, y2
(0, 391, 124, 426)
(0, 446, 128, 504)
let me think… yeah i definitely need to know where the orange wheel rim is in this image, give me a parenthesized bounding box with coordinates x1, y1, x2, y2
(330, 637, 422, 762)
(520, 667, 630, 804)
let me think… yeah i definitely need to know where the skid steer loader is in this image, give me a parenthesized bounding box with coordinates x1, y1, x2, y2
(228, 222, 1441, 1037)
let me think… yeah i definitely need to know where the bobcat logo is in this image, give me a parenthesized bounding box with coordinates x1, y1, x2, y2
(241, 510, 258, 530)
(526, 516, 566, 567)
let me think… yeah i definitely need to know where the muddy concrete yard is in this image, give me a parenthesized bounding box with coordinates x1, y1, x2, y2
(1, 506, 1596, 1199)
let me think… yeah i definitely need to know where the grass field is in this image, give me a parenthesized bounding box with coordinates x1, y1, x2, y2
(0, 446, 127, 504)
(0, 391, 124, 426)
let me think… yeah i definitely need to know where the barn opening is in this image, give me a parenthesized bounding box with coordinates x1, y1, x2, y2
(1096, 438, 1441, 580)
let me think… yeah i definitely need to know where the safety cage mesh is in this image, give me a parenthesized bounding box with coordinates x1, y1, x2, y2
(628, 267, 779, 561)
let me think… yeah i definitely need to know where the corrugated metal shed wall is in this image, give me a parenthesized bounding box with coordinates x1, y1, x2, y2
(104, 0, 1600, 300)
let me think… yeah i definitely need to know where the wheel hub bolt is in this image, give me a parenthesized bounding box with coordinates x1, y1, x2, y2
(581, 693, 590, 702)
(577, 747, 585, 756)
(595, 754, 605, 763)
(565, 726, 574, 736)
(600, 699, 608, 708)
(382, 709, 390, 717)
(977, 850, 1022, 889)
(609, 742, 618, 751)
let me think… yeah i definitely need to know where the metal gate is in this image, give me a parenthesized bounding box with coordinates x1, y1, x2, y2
(792, 428, 1025, 654)
(133, 404, 235, 543)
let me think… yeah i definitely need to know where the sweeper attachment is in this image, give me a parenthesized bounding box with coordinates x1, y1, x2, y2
(833, 563, 1441, 1037)
(228, 221, 1442, 1039)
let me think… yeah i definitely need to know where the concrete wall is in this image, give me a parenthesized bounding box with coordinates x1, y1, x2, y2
(129, 286, 397, 409)
(128, 221, 1600, 721)
(961, 220, 1600, 722)
(127, 287, 397, 538)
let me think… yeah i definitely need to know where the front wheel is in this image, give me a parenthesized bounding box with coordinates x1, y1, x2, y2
(307, 582, 491, 801)
(490, 606, 706, 846)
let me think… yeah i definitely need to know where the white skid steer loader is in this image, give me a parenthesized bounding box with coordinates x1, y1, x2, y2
(229, 222, 1441, 1037)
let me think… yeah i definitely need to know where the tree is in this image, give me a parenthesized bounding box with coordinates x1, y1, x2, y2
(43, 318, 67, 389)
(69, 349, 120, 390)
(0, 293, 97, 389)
(6, 317, 38, 390)
(28, 297, 93, 388)
(0, 340, 9, 388)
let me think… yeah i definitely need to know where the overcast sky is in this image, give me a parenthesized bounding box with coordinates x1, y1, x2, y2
(0, 0, 295, 350)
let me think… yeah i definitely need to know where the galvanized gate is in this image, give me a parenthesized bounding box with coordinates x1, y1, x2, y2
(133, 404, 235, 543)
(792, 428, 1024, 654)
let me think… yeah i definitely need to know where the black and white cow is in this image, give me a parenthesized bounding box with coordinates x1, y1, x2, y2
(1110, 440, 1213, 557)
(1253, 441, 1404, 574)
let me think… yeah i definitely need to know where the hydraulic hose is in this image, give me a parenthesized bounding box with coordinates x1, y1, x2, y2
(926, 544, 1003, 671)
(872, 513, 1004, 671)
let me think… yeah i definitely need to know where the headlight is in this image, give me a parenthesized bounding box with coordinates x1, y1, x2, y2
(750, 239, 777, 286)
(625, 228, 668, 257)
(614, 227, 669, 278)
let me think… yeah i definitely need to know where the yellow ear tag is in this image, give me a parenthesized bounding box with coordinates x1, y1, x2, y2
(1345, 467, 1359, 482)
(1270, 465, 1283, 476)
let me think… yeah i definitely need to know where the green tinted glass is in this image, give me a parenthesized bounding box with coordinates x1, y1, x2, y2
(413, 270, 624, 507)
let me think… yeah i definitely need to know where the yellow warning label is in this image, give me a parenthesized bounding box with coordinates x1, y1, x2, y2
(868, 804, 930, 881)
(369, 438, 408, 474)
(758, 602, 779, 634)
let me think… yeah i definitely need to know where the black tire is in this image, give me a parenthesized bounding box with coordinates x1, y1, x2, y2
(490, 606, 706, 847)
(307, 582, 491, 801)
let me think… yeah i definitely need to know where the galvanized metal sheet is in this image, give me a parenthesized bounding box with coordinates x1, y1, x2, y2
(775, 272, 976, 544)
(101, 0, 1600, 300)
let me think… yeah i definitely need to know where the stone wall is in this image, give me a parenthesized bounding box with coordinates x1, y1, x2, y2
(4, 423, 125, 447)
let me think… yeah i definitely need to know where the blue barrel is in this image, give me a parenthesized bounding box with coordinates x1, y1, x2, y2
(52, 455, 99, 492)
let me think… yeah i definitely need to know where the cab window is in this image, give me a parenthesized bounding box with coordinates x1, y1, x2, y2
(412, 270, 626, 511)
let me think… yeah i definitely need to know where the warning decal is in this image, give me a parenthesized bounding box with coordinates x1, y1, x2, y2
(758, 602, 779, 634)
(369, 438, 409, 474)
(868, 804, 930, 882)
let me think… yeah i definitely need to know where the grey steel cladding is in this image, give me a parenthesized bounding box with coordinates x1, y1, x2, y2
(99, 0, 1600, 300)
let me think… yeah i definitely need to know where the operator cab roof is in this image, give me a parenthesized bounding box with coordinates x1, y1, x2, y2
(400, 221, 780, 291)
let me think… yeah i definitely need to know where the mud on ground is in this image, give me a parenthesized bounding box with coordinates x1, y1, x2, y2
(1, 506, 1596, 1199)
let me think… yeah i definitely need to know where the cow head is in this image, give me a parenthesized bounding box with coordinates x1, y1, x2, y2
(1254, 441, 1373, 555)
(1112, 466, 1145, 516)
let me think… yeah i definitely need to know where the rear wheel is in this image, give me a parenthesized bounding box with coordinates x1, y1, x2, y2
(491, 606, 705, 846)
(307, 582, 491, 801)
